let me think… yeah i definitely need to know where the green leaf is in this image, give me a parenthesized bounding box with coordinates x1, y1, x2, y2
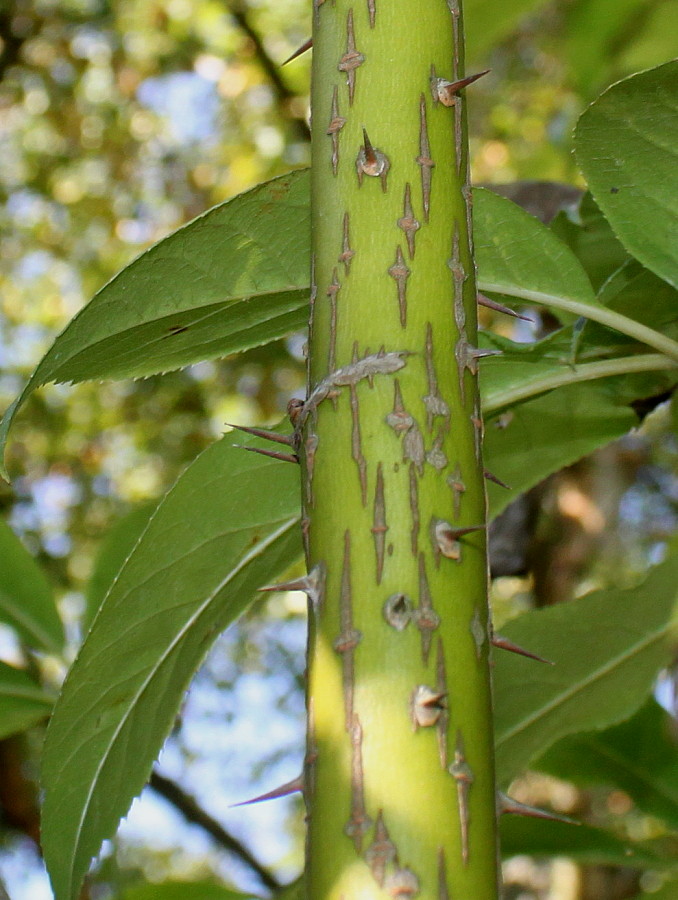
(41, 435, 302, 900)
(538, 700, 678, 831)
(475, 187, 678, 361)
(576, 60, 678, 290)
(0, 518, 64, 653)
(483, 379, 637, 519)
(474, 187, 597, 308)
(0, 661, 53, 740)
(0, 170, 310, 477)
(550, 192, 629, 292)
(84, 501, 157, 629)
(500, 816, 669, 869)
(119, 882, 260, 900)
(599, 260, 678, 338)
(493, 554, 678, 786)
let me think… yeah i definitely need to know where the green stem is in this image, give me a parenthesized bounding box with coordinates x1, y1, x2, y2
(478, 282, 678, 364)
(483, 353, 678, 415)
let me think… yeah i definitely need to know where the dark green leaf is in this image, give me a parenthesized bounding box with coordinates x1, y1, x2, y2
(483, 379, 636, 519)
(550, 192, 629, 292)
(494, 555, 678, 785)
(500, 816, 669, 869)
(538, 700, 678, 831)
(41, 434, 301, 900)
(576, 60, 678, 290)
(0, 518, 64, 653)
(0, 661, 53, 740)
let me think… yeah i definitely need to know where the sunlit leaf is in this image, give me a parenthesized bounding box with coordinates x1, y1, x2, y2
(0, 518, 64, 653)
(84, 501, 157, 629)
(0, 661, 53, 740)
(41, 434, 301, 900)
(494, 554, 678, 786)
(0, 171, 310, 477)
(474, 187, 596, 308)
(538, 700, 678, 831)
(576, 60, 678, 290)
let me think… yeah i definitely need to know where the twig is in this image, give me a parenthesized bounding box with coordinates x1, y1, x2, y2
(149, 769, 282, 893)
(223, 0, 310, 143)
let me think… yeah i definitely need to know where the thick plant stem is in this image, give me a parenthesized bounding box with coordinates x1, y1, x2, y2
(302, 1, 500, 897)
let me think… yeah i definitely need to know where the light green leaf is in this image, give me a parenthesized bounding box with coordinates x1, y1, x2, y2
(0, 170, 310, 477)
(41, 435, 301, 900)
(500, 817, 669, 869)
(494, 554, 678, 786)
(0, 661, 53, 740)
(538, 700, 678, 831)
(119, 882, 260, 900)
(84, 501, 157, 629)
(474, 187, 596, 308)
(474, 188, 678, 362)
(0, 518, 64, 653)
(576, 60, 678, 290)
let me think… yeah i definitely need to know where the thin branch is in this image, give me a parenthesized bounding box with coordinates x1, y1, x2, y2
(223, 0, 310, 143)
(149, 769, 282, 894)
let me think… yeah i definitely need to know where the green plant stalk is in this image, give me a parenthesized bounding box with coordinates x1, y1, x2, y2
(302, 1, 500, 896)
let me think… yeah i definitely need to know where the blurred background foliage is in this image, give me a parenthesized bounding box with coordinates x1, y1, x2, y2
(0, 0, 677, 898)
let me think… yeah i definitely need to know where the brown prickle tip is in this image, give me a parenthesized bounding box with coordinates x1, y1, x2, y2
(281, 36, 312, 66)
(498, 792, 578, 825)
(484, 469, 511, 490)
(383, 592, 413, 631)
(434, 519, 485, 560)
(410, 685, 446, 730)
(385, 868, 420, 897)
(225, 422, 293, 446)
(239, 445, 299, 464)
(231, 774, 304, 807)
(491, 633, 554, 665)
(356, 126, 390, 189)
(432, 69, 490, 106)
(477, 292, 531, 321)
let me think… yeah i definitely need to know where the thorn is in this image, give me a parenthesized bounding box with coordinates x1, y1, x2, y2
(498, 792, 578, 825)
(281, 37, 312, 66)
(434, 520, 485, 561)
(477, 292, 531, 321)
(239, 445, 299, 464)
(491, 634, 554, 665)
(432, 69, 490, 106)
(231, 774, 304, 807)
(259, 565, 325, 606)
(410, 685, 447, 729)
(225, 423, 293, 446)
(484, 469, 511, 490)
(356, 127, 390, 190)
